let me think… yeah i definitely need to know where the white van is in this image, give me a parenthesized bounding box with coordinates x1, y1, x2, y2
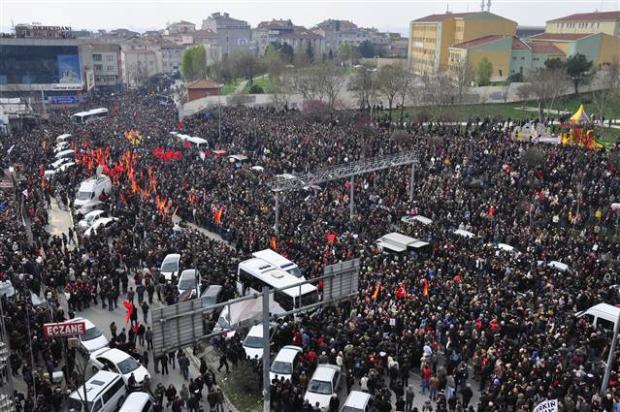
(56, 133, 71, 143)
(341, 391, 372, 412)
(65, 370, 126, 412)
(119, 392, 154, 412)
(74, 175, 112, 207)
(252, 249, 304, 279)
(576, 303, 620, 331)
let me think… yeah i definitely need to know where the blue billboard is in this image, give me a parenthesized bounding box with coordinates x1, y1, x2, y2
(50, 95, 80, 104)
(57, 54, 81, 84)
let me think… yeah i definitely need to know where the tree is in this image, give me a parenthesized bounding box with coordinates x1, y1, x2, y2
(566, 53, 593, 94)
(181, 46, 207, 81)
(516, 83, 532, 109)
(229, 51, 263, 86)
(315, 63, 345, 112)
(305, 42, 315, 63)
(592, 59, 620, 122)
(528, 67, 567, 120)
(270, 67, 295, 108)
(336, 43, 359, 66)
(358, 40, 376, 58)
(544, 57, 564, 71)
(476, 58, 493, 86)
(348, 65, 376, 111)
(453, 59, 471, 103)
(376, 63, 410, 124)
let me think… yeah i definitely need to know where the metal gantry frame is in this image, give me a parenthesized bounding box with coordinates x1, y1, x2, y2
(269, 151, 420, 236)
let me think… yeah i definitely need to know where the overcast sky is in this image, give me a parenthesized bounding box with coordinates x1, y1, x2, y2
(2, 0, 619, 35)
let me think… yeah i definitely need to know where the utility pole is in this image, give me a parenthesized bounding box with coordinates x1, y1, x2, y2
(601, 311, 620, 394)
(409, 162, 415, 202)
(218, 103, 222, 142)
(274, 192, 280, 237)
(349, 176, 354, 221)
(261, 287, 270, 412)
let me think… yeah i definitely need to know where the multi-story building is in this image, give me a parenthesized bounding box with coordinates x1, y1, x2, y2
(408, 11, 517, 76)
(545, 11, 620, 37)
(448, 35, 564, 83)
(516, 26, 545, 39)
(528, 31, 620, 67)
(167, 20, 196, 34)
(91, 43, 122, 90)
(0, 36, 94, 100)
(14, 23, 73, 39)
(161, 41, 187, 73)
(253, 19, 295, 55)
(201, 12, 251, 58)
(120, 39, 162, 88)
(278, 29, 324, 59)
(312, 19, 363, 55)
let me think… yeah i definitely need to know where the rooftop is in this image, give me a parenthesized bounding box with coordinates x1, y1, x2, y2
(528, 32, 595, 41)
(186, 79, 222, 89)
(528, 41, 565, 55)
(548, 11, 620, 23)
(451, 34, 505, 49)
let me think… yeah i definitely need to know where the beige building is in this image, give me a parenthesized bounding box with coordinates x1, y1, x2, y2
(545, 11, 620, 37)
(120, 40, 162, 88)
(408, 11, 517, 76)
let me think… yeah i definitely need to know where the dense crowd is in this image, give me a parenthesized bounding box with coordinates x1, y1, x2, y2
(1, 77, 620, 412)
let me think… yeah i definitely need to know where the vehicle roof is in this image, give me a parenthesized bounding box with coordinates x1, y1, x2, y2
(454, 229, 476, 238)
(67, 317, 95, 328)
(73, 107, 108, 117)
(120, 392, 152, 411)
(252, 249, 296, 268)
(92, 347, 130, 363)
(343, 391, 371, 409)
(577, 303, 620, 320)
(69, 370, 121, 400)
(56, 133, 71, 140)
(55, 149, 74, 157)
(202, 284, 223, 297)
(402, 215, 432, 225)
(180, 269, 198, 278)
(240, 258, 316, 296)
(311, 364, 340, 381)
(84, 209, 105, 218)
(246, 324, 264, 338)
(163, 253, 181, 262)
(274, 345, 302, 363)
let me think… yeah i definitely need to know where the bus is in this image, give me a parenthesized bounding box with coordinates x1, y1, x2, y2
(72, 108, 108, 124)
(251, 249, 304, 279)
(237, 258, 319, 314)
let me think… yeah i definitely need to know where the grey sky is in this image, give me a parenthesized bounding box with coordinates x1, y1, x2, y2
(1, 0, 619, 35)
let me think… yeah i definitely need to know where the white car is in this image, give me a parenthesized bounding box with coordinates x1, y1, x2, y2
(243, 324, 269, 361)
(44, 161, 75, 178)
(54, 149, 75, 159)
(68, 317, 109, 353)
(83, 217, 119, 237)
(119, 392, 154, 412)
(304, 364, 341, 410)
(160, 253, 181, 282)
(90, 348, 150, 388)
(341, 391, 372, 412)
(77, 210, 105, 231)
(49, 157, 71, 170)
(270, 345, 302, 383)
(76, 199, 104, 215)
(54, 141, 70, 153)
(177, 269, 201, 301)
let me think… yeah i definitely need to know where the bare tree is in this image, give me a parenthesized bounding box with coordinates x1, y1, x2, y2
(453, 59, 471, 104)
(397, 69, 416, 124)
(348, 65, 375, 112)
(516, 83, 532, 109)
(528, 68, 567, 120)
(270, 68, 295, 109)
(316, 63, 345, 112)
(376, 63, 407, 123)
(592, 59, 620, 123)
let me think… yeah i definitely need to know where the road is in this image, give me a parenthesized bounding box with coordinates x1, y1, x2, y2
(48, 200, 481, 411)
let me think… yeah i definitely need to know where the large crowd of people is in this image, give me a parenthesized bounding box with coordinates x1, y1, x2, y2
(1, 77, 620, 412)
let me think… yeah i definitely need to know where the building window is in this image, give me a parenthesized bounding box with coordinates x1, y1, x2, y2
(106, 55, 114, 61)
(93, 54, 102, 61)
(94, 64, 103, 71)
(107, 66, 115, 71)
(499, 69, 503, 77)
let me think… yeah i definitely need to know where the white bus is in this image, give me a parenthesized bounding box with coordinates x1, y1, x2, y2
(237, 258, 318, 314)
(72, 108, 109, 124)
(251, 249, 304, 279)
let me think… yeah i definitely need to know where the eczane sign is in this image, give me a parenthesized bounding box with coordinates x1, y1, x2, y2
(43, 321, 86, 338)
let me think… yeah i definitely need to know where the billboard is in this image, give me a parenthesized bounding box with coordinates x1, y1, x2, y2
(42, 321, 86, 338)
(0, 44, 83, 91)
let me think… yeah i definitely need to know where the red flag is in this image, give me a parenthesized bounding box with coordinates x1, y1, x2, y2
(422, 278, 429, 297)
(177, 120, 185, 130)
(39, 164, 45, 177)
(183, 141, 192, 149)
(372, 281, 381, 301)
(326, 232, 336, 245)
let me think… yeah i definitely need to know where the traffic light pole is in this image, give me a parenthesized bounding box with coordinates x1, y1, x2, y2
(262, 286, 270, 412)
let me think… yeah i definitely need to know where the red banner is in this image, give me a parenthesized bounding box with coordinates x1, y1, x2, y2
(42, 321, 86, 338)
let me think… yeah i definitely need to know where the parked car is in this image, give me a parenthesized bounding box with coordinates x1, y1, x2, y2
(340, 391, 372, 412)
(242, 324, 272, 361)
(44, 161, 76, 178)
(65, 370, 126, 412)
(160, 253, 181, 282)
(83, 217, 119, 237)
(89, 347, 150, 388)
(119, 392, 154, 412)
(304, 364, 342, 409)
(68, 317, 109, 354)
(177, 269, 202, 301)
(77, 210, 105, 231)
(270, 345, 303, 383)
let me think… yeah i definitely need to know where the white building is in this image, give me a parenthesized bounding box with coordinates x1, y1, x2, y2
(120, 40, 162, 88)
(161, 41, 187, 73)
(167, 20, 196, 34)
